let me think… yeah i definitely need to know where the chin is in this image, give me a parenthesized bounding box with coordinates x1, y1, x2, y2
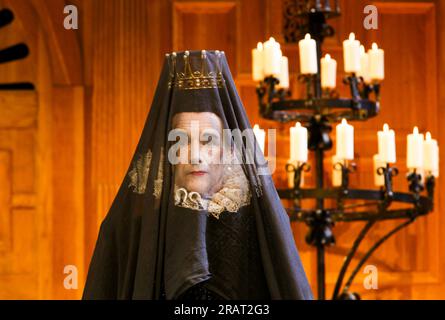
(186, 178, 209, 194)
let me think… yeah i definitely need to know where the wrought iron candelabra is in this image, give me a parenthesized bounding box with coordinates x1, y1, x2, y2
(256, 0, 436, 300)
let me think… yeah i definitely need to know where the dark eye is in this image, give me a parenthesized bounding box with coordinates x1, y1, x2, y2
(204, 134, 220, 146)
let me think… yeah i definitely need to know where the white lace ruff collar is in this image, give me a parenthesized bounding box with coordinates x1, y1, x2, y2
(174, 165, 251, 219)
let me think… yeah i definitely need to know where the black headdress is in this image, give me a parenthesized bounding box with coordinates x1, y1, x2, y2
(82, 50, 313, 300)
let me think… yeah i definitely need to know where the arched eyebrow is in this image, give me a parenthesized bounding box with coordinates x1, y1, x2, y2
(173, 128, 188, 135)
(170, 127, 191, 139)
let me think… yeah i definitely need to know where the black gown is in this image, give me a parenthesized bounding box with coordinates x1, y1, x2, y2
(166, 205, 270, 300)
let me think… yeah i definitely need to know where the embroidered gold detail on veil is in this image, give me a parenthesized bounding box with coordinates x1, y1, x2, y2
(174, 164, 252, 219)
(153, 147, 164, 199)
(128, 150, 153, 194)
(166, 50, 225, 90)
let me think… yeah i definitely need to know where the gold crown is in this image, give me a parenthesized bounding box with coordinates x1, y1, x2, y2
(166, 50, 225, 90)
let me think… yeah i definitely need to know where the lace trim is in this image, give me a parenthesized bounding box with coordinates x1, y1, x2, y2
(153, 147, 164, 199)
(128, 150, 152, 194)
(174, 165, 252, 219)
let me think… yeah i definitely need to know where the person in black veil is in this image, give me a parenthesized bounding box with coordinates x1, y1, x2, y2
(82, 50, 313, 300)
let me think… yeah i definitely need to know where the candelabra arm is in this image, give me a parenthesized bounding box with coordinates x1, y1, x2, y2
(341, 218, 415, 298)
(373, 83, 381, 101)
(359, 81, 381, 101)
(407, 169, 425, 215)
(266, 76, 278, 104)
(297, 74, 317, 99)
(286, 162, 311, 206)
(256, 83, 267, 115)
(377, 163, 399, 211)
(257, 76, 292, 117)
(341, 161, 357, 190)
(332, 219, 376, 300)
(425, 175, 435, 211)
(334, 161, 356, 212)
(295, 162, 311, 192)
(344, 74, 361, 102)
(361, 81, 371, 99)
(278, 87, 291, 101)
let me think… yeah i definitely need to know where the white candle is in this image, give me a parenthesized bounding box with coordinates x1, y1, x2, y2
(253, 124, 266, 154)
(368, 42, 384, 81)
(321, 53, 337, 89)
(277, 56, 289, 89)
(407, 126, 424, 170)
(377, 123, 396, 163)
(298, 33, 318, 74)
(343, 32, 361, 73)
(252, 42, 264, 81)
(357, 45, 371, 83)
(290, 122, 308, 163)
(332, 154, 343, 187)
(373, 154, 386, 187)
(336, 118, 354, 160)
(263, 37, 281, 77)
(423, 132, 439, 177)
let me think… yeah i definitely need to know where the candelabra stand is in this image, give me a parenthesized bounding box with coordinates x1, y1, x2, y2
(256, 1, 435, 300)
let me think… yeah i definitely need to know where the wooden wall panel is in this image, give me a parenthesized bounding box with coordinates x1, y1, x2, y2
(0, 92, 38, 298)
(173, 2, 237, 73)
(0, 0, 85, 299)
(51, 86, 85, 299)
(0, 151, 12, 252)
(86, 0, 172, 261)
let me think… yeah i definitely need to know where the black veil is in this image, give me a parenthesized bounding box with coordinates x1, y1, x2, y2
(82, 50, 313, 300)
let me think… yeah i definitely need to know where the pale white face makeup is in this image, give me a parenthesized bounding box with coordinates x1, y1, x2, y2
(172, 112, 225, 197)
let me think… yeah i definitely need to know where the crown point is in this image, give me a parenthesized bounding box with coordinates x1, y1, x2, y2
(168, 50, 225, 90)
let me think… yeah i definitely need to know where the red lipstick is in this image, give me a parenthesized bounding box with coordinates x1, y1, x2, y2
(189, 171, 207, 176)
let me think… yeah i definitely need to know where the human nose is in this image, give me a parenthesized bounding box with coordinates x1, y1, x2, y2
(189, 138, 202, 164)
